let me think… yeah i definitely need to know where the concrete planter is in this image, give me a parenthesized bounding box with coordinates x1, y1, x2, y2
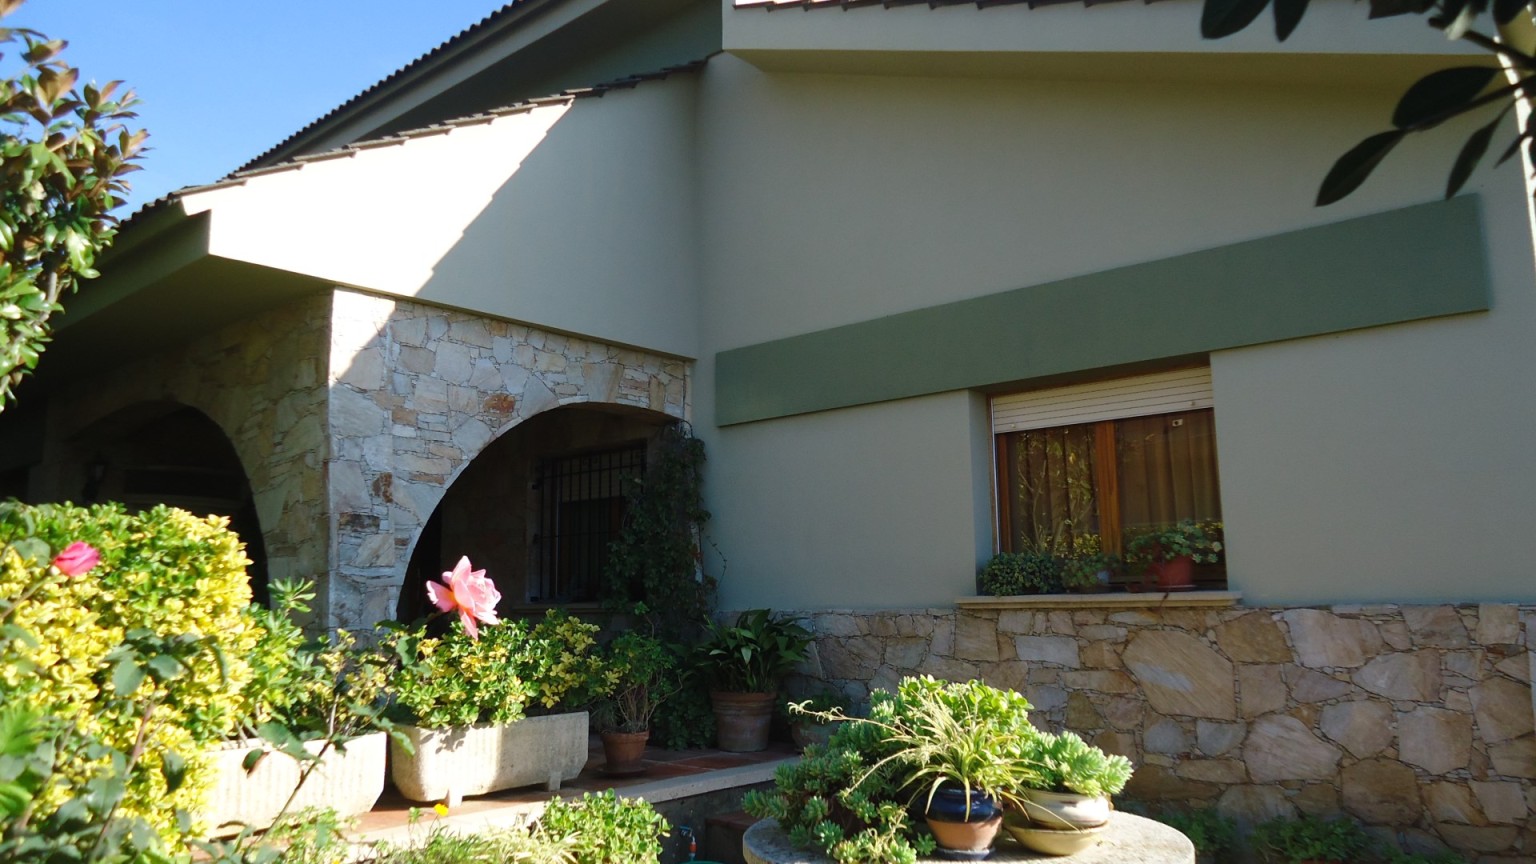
(201, 731, 387, 837)
(390, 711, 588, 804)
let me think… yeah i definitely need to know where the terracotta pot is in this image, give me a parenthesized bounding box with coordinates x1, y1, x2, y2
(926, 814, 1003, 860)
(600, 729, 649, 775)
(925, 786, 1002, 860)
(710, 690, 776, 752)
(1151, 554, 1195, 591)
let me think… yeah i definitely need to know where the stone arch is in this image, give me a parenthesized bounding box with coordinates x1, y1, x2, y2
(326, 290, 690, 631)
(36, 293, 333, 615)
(396, 402, 679, 623)
(42, 400, 271, 601)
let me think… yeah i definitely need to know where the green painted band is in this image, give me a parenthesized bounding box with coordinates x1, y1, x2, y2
(715, 196, 1490, 426)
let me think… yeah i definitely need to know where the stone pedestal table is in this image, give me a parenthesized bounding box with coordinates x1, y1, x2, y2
(743, 812, 1194, 864)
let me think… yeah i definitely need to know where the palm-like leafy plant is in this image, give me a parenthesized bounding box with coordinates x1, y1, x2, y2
(794, 677, 1045, 816)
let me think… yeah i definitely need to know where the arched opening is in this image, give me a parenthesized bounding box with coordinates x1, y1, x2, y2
(398, 403, 677, 623)
(68, 402, 270, 604)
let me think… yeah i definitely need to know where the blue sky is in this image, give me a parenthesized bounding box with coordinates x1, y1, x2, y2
(7, 2, 507, 214)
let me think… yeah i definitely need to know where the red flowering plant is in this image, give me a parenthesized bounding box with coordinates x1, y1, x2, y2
(379, 557, 604, 729)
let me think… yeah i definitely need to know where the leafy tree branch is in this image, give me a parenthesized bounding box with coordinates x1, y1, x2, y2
(1201, 0, 1536, 203)
(0, 0, 145, 409)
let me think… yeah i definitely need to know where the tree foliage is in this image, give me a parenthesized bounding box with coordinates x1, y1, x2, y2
(0, 0, 145, 409)
(1201, 0, 1535, 204)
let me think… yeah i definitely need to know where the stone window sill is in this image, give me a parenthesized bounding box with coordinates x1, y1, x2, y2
(955, 590, 1242, 610)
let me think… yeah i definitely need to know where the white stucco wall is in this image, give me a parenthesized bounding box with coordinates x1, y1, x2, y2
(691, 53, 1536, 609)
(703, 390, 993, 609)
(1212, 178, 1536, 605)
(180, 74, 701, 360)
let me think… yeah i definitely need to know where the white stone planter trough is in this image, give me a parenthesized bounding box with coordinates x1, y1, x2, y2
(201, 731, 387, 837)
(390, 711, 588, 805)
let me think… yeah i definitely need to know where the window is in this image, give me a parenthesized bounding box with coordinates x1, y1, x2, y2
(991, 369, 1224, 586)
(529, 445, 645, 603)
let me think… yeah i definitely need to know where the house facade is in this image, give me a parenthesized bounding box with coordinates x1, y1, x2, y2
(3, 0, 1531, 856)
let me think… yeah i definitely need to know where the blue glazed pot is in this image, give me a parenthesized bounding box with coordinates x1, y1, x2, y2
(923, 784, 1000, 824)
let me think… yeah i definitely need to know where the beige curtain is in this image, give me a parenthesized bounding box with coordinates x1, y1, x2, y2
(1116, 409, 1221, 535)
(1003, 424, 1100, 554)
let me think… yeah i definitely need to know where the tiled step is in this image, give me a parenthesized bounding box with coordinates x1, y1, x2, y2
(704, 809, 757, 864)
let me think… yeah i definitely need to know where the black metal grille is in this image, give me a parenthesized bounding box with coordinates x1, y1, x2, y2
(530, 445, 645, 603)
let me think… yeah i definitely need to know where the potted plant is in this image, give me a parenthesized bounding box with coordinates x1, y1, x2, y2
(696, 608, 812, 752)
(206, 578, 397, 837)
(381, 558, 604, 804)
(978, 550, 1065, 596)
(1060, 550, 1119, 593)
(792, 676, 1045, 861)
(1015, 730, 1134, 831)
(1124, 520, 1222, 591)
(594, 630, 683, 775)
(1251, 814, 1373, 864)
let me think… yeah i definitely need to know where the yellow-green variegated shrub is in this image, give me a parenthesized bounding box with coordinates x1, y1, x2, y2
(0, 501, 259, 848)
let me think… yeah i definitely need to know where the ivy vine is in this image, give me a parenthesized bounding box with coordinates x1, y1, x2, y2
(602, 422, 716, 641)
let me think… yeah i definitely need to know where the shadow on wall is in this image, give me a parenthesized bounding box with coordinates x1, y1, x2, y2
(52, 401, 270, 604)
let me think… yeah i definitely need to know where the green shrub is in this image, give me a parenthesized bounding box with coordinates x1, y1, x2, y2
(1252, 814, 1372, 864)
(978, 551, 1065, 595)
(0, 500, 261, 848)
(537, 789, 670, 864)
(367, 813, 574, 864)
(382, 609, 604, 729)
(1159, 808, 1237, 860)
(649, 676, 715, 749)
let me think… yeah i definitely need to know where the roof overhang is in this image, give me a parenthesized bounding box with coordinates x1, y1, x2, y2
(724, 0, 1489, 83)
(31, 207, 336, 392)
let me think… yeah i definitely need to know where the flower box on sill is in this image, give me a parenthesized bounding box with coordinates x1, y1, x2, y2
(201, 731, 387, 838)
(390, 711, 589, 805)
(957, 590, 1242, 610)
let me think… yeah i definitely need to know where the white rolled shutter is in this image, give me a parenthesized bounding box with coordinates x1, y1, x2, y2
(990, 368, 1213, 434)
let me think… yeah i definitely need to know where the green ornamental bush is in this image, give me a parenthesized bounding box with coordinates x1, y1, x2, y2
(382, 608, 605, 728)
(696, 608, 812, 693)
(1252, 813, 1373, 864)
(537, 789, 670, 864)
(0, 500, 261, 849)
(978, 551, 1065, 595)
(1158, 808, 1237, 861)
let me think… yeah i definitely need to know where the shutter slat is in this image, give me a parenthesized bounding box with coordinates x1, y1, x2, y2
(991, 368, 1213, 434)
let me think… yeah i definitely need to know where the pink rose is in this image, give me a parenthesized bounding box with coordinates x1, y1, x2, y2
(425, 556, 501, 639)
(52, 541, 100, 577)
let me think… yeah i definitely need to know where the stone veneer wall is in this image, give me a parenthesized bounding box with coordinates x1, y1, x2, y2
(326, 289, 689, 631)
(39, 294, 332, 594)
(784, 601, 1535, 861)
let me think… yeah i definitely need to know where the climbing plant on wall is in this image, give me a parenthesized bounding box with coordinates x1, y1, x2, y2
(603, 422, 715, 641)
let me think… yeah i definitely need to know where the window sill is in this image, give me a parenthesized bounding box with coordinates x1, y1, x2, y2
(956, 590, 1241, 610)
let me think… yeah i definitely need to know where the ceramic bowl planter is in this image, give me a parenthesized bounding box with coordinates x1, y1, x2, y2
(389, 711, 588, 805)
(924, 786, 1003, 861)
(1018, 788, 1112, 830)
(201, 731, 386, 837)
(1003, 811, 1105, 857)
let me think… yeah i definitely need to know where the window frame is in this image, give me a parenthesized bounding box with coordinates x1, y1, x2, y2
(989, 367, 1224, 586)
